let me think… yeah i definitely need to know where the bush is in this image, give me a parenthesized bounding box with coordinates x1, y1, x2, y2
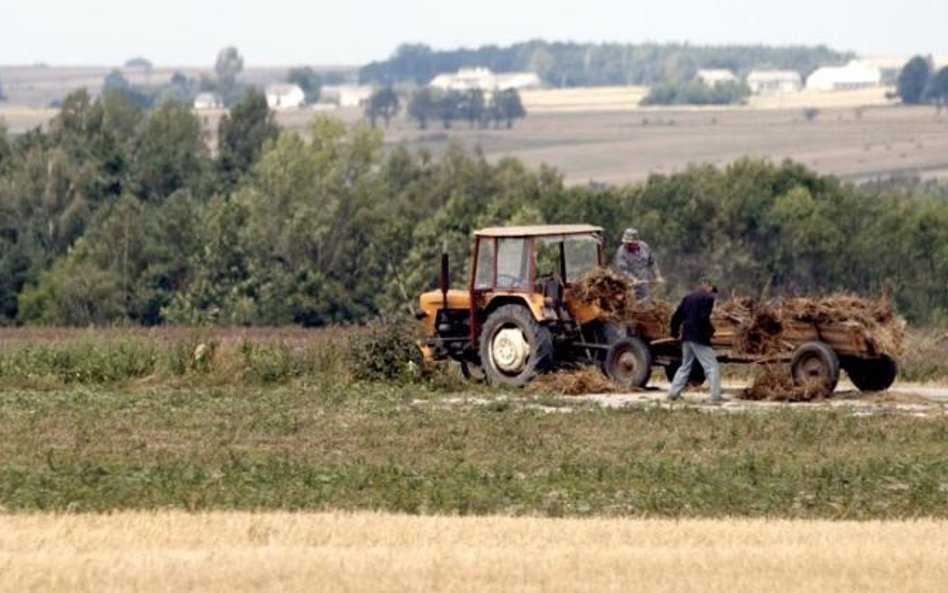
(347, 319, 423, 382)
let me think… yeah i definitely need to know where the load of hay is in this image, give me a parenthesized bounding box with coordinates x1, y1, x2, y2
(570, 270, 905, 360)
(713, 295, 905, 359)
(570, 268, 633, 322)
(741, 364, 831, 402)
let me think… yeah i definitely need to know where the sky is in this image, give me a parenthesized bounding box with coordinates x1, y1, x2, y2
(1, 0, 947, 67)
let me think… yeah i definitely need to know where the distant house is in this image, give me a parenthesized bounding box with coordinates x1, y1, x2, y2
(429, 67, 541, 92)
(696, 69, 738, 86)
(193, 92, 222, 110)
(806, 61, 882, 91)
(320, 85, 373, 107)
(265, 84, 305, 109)
(746, 70, 803, 94)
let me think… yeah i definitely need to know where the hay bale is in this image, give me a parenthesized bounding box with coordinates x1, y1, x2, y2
(527, 366, 626, 395)
(741, 364, 830, 402)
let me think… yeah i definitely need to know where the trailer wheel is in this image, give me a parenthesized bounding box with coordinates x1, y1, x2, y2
(845, 356, 898, 392)
(479, 305, 554, 387)
(604, 338, 652, 389)
(663, 362, 706, 386)
(790, 341, 840, 393)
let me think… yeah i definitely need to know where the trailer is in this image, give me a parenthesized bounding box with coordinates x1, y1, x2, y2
(629, 301, 903, 393)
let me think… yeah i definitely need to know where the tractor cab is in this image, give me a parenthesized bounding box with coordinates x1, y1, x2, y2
(418, 224, 652, 387)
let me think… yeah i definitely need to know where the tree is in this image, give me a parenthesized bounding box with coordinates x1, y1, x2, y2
(217, 89, 280, 190)
(124, 57, 153, 70)
(134, 101, 211, 200)
(287, 66, 322, 104)
(364, 87, 400, 128)
(897, 55, 932, 105)
(214, 46, 245, 105)
(928, 67, 948, 108)
(103, 69, 130, 91)
(489, 89, 526, 128)
(407, 88, 435, 129)
(459, 89, 486, 127)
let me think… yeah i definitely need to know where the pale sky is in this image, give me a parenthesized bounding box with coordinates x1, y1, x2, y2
(1, 0, 946, 66)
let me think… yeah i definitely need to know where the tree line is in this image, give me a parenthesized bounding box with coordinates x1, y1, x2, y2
(365, 87, 526, 129)
(897, 55, 948, 106)
(2, 89, 948, 327)
(359, 41, 851, 88)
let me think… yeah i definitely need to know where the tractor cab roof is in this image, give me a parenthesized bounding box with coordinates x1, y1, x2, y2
(474, 224, 603, 238)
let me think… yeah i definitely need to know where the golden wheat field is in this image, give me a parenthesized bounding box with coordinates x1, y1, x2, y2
(2, 512, 946, 593)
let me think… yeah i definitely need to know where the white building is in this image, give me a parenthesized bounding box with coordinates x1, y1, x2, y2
(265, 83, 306, 109)
(696, 69, 738, 86)
(806, 61, 882, 91)
(746, 70, 803, 94)
(193, 92, 222, 110)
(320, 85, 373, 107)
(429, 67, 541, 92)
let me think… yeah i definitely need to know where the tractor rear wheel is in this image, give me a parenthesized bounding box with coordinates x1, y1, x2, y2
(604, 337, 652, 389)
(479, 305, 554, 387)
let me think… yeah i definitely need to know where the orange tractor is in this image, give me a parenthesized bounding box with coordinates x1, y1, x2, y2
(416, 224, 651, 387)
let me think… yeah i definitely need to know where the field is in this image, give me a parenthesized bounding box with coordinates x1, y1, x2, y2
(0, 327, 947, 589)
(3, 512, 948, 593)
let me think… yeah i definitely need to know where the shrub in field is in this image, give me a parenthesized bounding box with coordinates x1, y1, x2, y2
(237, 340, 305, 384)
(347, 319, 423, 382)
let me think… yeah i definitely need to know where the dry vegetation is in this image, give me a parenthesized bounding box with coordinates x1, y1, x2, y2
(2, 511, 947, 593)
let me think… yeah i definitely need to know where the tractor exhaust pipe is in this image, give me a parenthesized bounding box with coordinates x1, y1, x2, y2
(440, 239, 450, 310)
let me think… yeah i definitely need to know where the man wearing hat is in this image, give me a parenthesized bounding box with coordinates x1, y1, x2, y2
(613, 227, 664, 300)
(667, 278, 723, 403)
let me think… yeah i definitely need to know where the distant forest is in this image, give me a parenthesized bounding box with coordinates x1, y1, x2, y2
(359, 40, 853, 87)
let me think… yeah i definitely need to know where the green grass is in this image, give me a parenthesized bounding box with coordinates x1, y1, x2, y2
(1, 383, 947, 518)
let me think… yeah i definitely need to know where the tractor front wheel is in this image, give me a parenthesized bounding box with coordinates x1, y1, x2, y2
(479, 305, 554, 387)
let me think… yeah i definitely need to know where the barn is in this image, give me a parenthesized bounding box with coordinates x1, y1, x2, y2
(806, 61, 882, 91)
(265, 84, 305, 109)
(746, 70, 803, 94)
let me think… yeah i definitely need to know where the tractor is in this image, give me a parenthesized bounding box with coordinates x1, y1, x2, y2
(416, 224, 652, 387)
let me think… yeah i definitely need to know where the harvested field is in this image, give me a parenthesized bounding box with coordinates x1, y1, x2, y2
(2, 512, 948, 593)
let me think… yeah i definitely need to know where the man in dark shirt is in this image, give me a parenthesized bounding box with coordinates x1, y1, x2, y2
(667, 279, 723, 403)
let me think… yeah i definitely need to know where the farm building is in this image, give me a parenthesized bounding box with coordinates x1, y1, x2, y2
(746, 70, 803, 94)
(265, 84, 305, 109)
(429, 67, 541, 92)
(320, 85, 373, 107)
(696, 69, 738, 86)
(193, 92, 222, 110)
(806, 61, 882, 91)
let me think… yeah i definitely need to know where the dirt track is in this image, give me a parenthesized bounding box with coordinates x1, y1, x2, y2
(569, 379, 948, 416)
